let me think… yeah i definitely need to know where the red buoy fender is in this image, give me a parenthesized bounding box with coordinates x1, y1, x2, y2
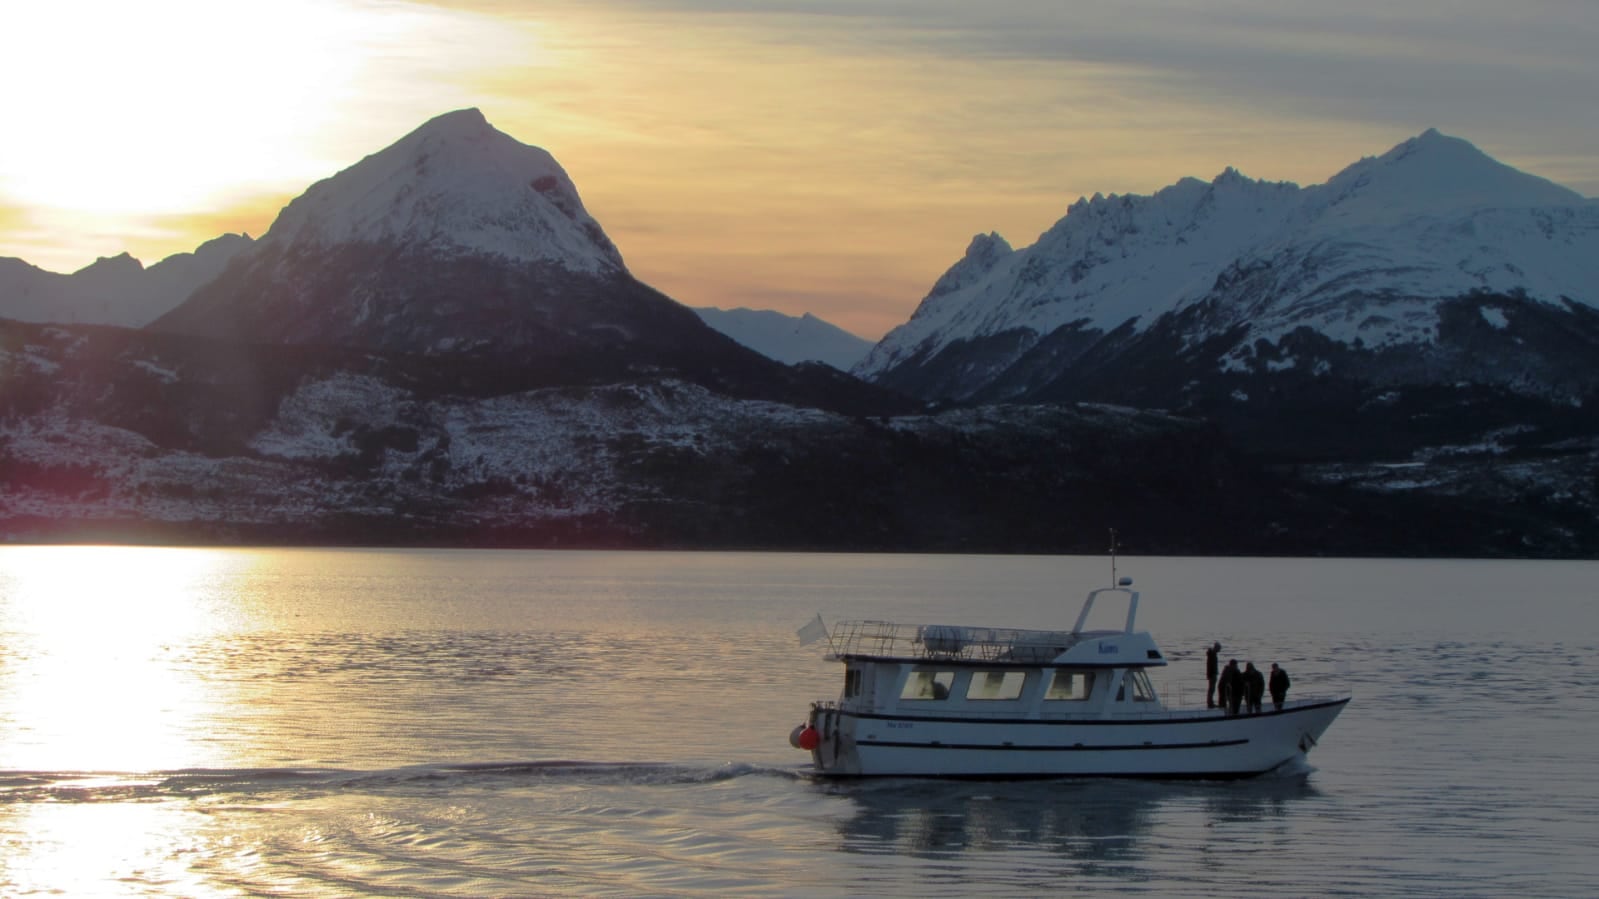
(797, 726, 820, 751)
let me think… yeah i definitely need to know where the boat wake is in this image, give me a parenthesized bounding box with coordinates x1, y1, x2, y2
(0, 759, 810, 804)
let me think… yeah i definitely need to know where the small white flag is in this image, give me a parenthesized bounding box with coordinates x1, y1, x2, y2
(796, 614, 828, 646)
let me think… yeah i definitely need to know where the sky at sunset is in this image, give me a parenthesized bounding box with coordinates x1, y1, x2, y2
(3, 0, 1596, 339)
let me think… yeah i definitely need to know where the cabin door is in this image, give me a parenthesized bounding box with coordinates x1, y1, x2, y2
(844, 665, 873, 705)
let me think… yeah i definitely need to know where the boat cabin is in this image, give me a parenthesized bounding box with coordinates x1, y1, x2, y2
(826, 608, 1168, 719)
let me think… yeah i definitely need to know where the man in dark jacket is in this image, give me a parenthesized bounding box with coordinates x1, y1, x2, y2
(1243, 662, 1266, 714)
(1219, 659, 1243, 716)
(1205, 642, 1221, 708)
(1269, 663, 1291, 710)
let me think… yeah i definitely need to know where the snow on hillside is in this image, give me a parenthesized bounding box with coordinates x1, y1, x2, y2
(858, 130, 1599, 379)
(692, 306, 873, 370)
(0, 366, 843, 527)
(260, 108, 623, 274)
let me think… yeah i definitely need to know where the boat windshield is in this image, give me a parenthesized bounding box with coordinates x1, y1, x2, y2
(1116, 669, 1158, 702)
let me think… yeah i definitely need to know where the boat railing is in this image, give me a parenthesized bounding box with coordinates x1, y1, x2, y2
(826, 619, 1085, 664)
(813, 695, 1345, 722)
(1151, 681, 1351, 715)
(1091, 692, 1347, 720)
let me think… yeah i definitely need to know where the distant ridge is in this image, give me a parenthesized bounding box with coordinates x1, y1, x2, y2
(693, 306, 873, 370)
(0, 235, 252, 327)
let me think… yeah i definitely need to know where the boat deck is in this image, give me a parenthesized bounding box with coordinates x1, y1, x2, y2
(814, 693, 1349, 721)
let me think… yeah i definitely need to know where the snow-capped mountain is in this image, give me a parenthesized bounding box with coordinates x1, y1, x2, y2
(692, 306, 873, 370)
(0, 234, 252, 327)
(151, 109, 746, 370)
(859, 129, 1599, 405)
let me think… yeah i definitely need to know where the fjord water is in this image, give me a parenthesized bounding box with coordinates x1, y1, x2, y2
(1, 548, 1595, 897)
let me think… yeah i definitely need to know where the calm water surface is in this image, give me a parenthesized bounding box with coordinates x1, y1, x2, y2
(1, 547, 1596, 896)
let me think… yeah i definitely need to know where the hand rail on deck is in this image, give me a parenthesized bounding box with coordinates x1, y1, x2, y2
(827, 619, 1085, 664)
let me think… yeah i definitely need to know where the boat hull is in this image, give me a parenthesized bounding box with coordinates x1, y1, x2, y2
(809, 698, 1349, 778)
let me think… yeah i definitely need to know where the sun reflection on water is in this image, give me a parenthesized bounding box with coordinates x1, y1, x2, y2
(0, 800, 226, 896)
(0, 546, 258, 772)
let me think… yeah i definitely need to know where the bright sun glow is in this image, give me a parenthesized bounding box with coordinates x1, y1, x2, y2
(1, 0, 374, 216)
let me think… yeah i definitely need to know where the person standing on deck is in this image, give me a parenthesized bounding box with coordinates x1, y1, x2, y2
(1205, 642, 1221, 708)
(1269, 663, 1291, 710)
(1243, 662, 1266, 714)
(1219, 659, 1243, 716)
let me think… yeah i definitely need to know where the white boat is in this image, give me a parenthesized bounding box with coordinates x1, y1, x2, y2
(792, 574, 1349, 778)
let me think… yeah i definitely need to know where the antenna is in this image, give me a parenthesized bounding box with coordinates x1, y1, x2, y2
(1108, 527, 1118, 587)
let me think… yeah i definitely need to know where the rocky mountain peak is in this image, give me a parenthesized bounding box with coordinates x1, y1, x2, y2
(927, 232, 1014, 299)
(75, 252, 145, 279)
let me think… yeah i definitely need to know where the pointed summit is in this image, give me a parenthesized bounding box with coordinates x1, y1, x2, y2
(1314, 129, 1585, 223)
(422, 106, 491, 134)
(262, 108, 623, 273)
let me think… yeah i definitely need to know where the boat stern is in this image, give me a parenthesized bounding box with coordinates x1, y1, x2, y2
(793, 703, 861, 776)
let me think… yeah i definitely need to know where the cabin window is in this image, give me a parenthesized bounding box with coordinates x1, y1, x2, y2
(967, 670, 1026, 701)
(901, 670, 955, 700)
(1115, 670, 1157, 702)
(1045, 670, 1095, 701)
